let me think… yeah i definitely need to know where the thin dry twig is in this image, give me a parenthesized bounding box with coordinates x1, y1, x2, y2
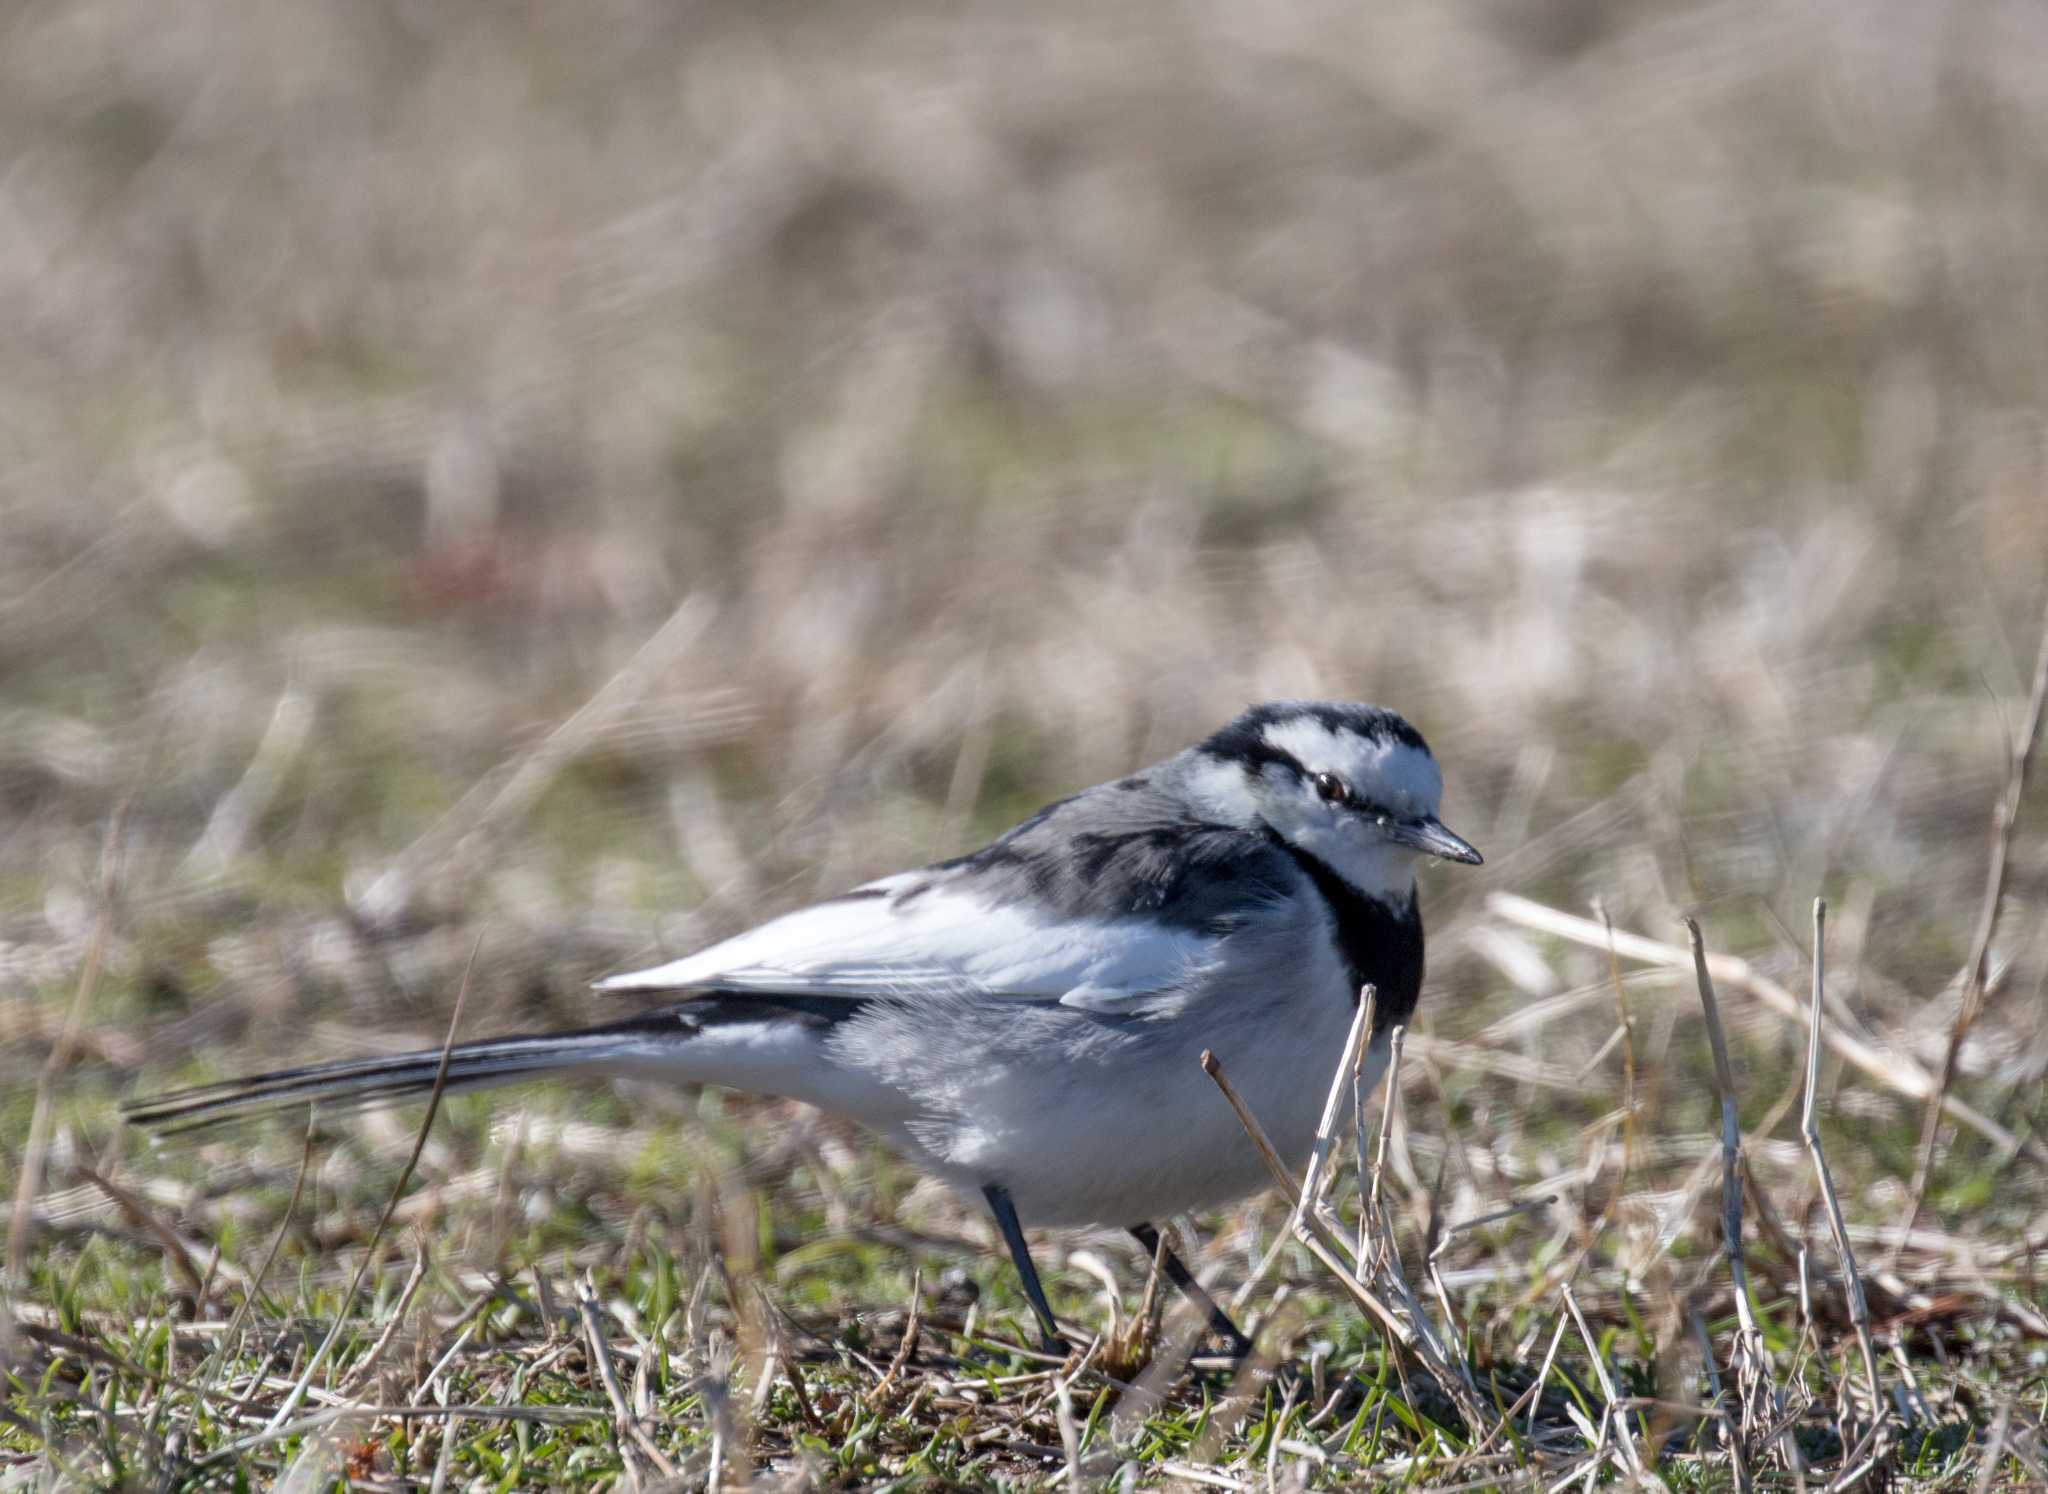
(1351, 985, 1382, 1263)
(1799, 900, 1887, 1441)
(867, 1266, 923, 1408)
(1690, 1309, 1751, 1492)
(1467, 1308, 1566, 1459)
(1131, 1224, 1167, 1360)
(426, 1379, 462, 1494)
(207, 1111, 317, 1398)
(1203, 1036, 1491, 1434)
(1688, 917, 1784, 1478)
(408, 1280, 509, 1410)
(1431, 1195, 1557, 1267)
(1295, 990, 1373, 1222)
(1054, 1370, 1084, 1489)
(1903, 599, 2048, 1232)
(1365, 1024, 1404, 1272)
(1199, 1049, 1303, 1210)
(579, 1273, 678, 1486)
(1203, 1049, 1390, 1346)
(1562, 1281, 1649, 1481)
(335, 1241, 431, 1397)
(261, 937, 479, 1434)
(73, 1165, 207, 1303)
(1599, 902, 1641, 1189)
(1492, 892, 2034, 1160)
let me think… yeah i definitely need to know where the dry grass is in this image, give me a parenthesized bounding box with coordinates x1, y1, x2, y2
(4, 0, 2048, 1485)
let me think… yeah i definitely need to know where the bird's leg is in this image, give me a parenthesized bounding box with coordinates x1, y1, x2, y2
(981, 1183, 1066, 1353)
(1128, 1222, 1254, 1358)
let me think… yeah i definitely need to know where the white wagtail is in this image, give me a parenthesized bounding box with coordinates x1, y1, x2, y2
(127, 701, 1481, 1352)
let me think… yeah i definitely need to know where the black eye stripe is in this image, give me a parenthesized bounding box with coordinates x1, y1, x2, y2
(1309, 772, 1400, 818)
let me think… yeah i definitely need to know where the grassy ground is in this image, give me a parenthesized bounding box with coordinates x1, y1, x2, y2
(6, 0, 2048, 1485)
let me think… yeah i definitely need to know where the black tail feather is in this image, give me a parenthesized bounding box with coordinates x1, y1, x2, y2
(121, 1015, 687, 1135)
(123, 993, 869, 1136)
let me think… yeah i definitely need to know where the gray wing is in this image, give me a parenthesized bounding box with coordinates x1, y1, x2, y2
(597, 780, 1303, 1013)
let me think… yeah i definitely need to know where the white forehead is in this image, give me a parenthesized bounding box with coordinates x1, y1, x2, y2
(1260, 717, 1443, 813)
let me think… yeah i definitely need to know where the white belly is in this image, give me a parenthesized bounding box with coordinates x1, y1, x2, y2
(869, 994, 1385, 1228)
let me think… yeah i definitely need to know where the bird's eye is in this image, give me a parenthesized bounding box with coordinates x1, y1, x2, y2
(1313, 772, 1349, 805)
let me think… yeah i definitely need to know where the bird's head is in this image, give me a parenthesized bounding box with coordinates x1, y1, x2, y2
(1187, 701, 1482, 903)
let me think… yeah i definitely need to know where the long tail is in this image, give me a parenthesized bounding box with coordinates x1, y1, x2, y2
(123, 995, 862, 1135)
(121, 1017, 682, 1134)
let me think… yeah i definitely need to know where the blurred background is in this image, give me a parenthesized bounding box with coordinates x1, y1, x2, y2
(5, 0, 2048, 1387)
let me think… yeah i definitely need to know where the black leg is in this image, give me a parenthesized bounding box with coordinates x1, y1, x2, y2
(982, 1183, 1065, 1353)
(1129, 1223, 1253, 1357)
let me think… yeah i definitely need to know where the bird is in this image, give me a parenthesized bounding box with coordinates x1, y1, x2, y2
(125, 700, 1481, 1354)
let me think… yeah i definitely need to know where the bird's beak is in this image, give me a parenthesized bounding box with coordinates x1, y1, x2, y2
(1388, 815, 1484, 865)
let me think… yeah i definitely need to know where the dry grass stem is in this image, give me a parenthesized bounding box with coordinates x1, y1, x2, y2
(1903, 596, 2048, 1232)
(1689, 1309, 1752, 1493)
(1561, 1281, 1652, 1482)
(1494, 893, 2032, 1159)
(260, 939, 477, 1435)
(1294, 987, 1373, 1223)
(1467, 1308, 1566, 1458)
(335, 1242, 430, 1396)
(578, 1272, 678, 1486)
(1208, 1025, 1492, 1436)
(1133, 1226, 1167, 1355)
(1687, 917, 1785, 1476)
(866, 1265, 922, 1408)
(1431, 1195, 1558, 1271)
(407, 1290, 495, 1410)
(1198, 1050, 1303, 1210)
(1364, 1023, 1406, 1271)
(1054, 1369, 1084, 1488)
(1598, 903, 1641, 1188)
(205, 1112, 317, 1393)
(72, 1165, 207, 1303)
(1201, 1045, 1428, 1366)
(425, 1380, 461, 1494)
(1799, 900, 1888, 1444)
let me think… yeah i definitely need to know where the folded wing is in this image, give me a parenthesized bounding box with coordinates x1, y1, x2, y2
(595, 872, 1229, 1012)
